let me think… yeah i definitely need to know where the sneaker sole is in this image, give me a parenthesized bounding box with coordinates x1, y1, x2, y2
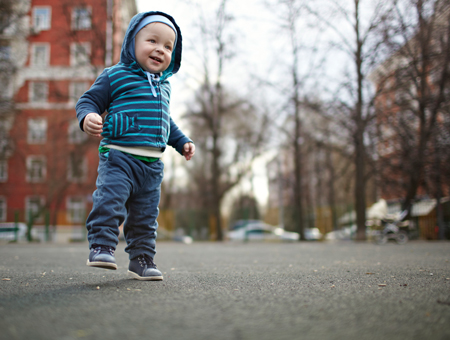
(127, 270, 163, 281)
(86, 259, 118, 270)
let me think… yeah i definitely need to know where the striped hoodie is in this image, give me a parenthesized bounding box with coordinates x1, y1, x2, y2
(76, 11, 191, 157)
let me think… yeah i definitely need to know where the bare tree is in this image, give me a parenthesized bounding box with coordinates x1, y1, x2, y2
(374, 0, 450, 221)
(184, 0, 269, 240)
(285, 0, 306, 240)
(307, 0, 390, 240)
(260, 0, 328, 239)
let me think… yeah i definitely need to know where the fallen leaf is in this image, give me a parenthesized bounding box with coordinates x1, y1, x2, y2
(2, 278, 11, 281)
(378, 284, 387, 287)
(366, 273, 375, 275)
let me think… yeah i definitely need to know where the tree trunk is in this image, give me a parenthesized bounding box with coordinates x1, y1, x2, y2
(211, 133, 223, 241)
(354, 0, 367, 240)
(294, 112, 305, 240)
(325, 141, 338, 231)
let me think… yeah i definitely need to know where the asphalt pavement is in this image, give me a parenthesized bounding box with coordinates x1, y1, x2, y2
(0, 240, 449, 340)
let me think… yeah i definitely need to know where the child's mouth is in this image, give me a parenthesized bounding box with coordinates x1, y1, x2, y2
(150, 56, 162, 63)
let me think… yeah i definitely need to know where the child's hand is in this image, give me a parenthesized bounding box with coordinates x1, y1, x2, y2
(83, 113, 103, 137)
(182, 142, 195, 161)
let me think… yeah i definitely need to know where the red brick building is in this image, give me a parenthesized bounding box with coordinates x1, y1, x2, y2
(0, 0, 137, 227)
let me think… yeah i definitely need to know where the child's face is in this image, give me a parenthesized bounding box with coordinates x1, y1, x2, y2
(134, 22, 176, 74)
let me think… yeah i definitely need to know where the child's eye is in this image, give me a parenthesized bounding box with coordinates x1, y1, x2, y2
(165, 45, 172, 51)
(149, 39, 156, 43)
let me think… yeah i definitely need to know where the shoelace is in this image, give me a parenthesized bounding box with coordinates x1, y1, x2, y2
(94, 245, 115, 256)
(145, 72, 159, 98)
(138, 254, 157, 268)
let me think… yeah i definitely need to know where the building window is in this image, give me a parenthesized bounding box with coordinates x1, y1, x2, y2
(0, 43, 13, 99)
(29, 82, 48, 103)
(31, 44, 50, 66)
(26, 156, 46, 182)
(70, 43, 91, 66)
(25, 196, 45, 222)
(0, 197, 6, 222)
(68, 119, 87, 144)
(72, 7, 92, 30)
(69, 81, 88, 103)
(0, 161, 7, 182)
(0, 43, 11, 61)
(28, 118, 47, 144)
(67, 197, 86, 223)
(68, 155, 87, 182)
(33, 7, 51, 31)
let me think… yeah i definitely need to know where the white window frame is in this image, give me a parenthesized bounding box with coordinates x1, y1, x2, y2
(70, 42, 91, 66)
(29, 81, 48, 103)
(66, 196, 86, 223)
(33, 7, 51, 31)
(27, 118, 47, 144)
(25, 196, 45, 223)
(67, 156, 87, 182)
(0, 197, 6, 222)
(72, 7, 92, 31)
(68, 119, 87, 144)
(69, 81, 88, 104)
(26, 156, 46, 183)
(31, 43, 50, 66)
(0, 160, 7, 182)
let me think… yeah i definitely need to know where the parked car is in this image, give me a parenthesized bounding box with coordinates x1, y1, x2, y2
(229, 220, 264, 231)
(304, 228, 323, 241)
(227, 222, 300, 242)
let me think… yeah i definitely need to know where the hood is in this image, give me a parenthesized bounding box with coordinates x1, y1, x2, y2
(120, 11, 182, 80)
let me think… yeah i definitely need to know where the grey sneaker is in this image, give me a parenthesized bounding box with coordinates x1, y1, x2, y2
(128, 254, 163, 281)
(86, 245, 118, 270)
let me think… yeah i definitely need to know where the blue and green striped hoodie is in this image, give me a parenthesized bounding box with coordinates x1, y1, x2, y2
(76, 11, 191, 157)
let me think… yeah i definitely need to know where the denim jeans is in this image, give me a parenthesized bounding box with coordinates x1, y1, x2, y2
(86, 149, 164, 260)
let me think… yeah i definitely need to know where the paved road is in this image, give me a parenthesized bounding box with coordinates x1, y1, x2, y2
(0, 240, 449, 340)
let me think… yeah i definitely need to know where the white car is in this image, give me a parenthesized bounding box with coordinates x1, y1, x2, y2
(227, 222, 300, 242)
(304, 228, 323, 241)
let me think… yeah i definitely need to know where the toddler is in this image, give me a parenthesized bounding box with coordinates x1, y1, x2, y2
(76, 11, 194, 281)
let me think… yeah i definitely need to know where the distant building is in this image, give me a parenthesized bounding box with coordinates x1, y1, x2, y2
(0, 0, 137, 226)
